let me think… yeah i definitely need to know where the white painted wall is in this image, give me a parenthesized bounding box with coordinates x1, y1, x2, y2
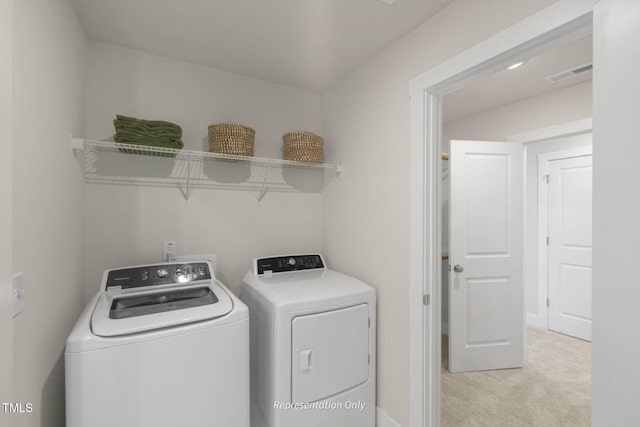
(84, 41, 324, 297)
(443, 81, 592, 150)
(11, 0, 86, 425)
(321, 0, 558, 424)
(441, 81, 592, 327)
(0, 0, 14, 412)
(592, 0, 640, 423)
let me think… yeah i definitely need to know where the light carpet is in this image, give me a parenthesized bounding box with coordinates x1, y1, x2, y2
(442, 328, 591, 427)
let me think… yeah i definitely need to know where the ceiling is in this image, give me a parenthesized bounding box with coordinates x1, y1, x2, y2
(72, 0, 453, 92)
(443, 35, 592, 124)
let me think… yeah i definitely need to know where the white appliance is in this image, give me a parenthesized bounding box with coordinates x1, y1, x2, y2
(65, 261, 249, 427)
(241, 254, 376, 427)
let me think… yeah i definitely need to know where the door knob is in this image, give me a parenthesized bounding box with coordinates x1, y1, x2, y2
(453, 265, 464, 273)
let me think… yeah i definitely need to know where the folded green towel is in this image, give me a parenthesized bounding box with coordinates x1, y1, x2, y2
(115, 128, 183, 144)
(114, 133, 184, 148)
(116, 113, 181, 128)
(114, 122, 181, 138)
(113, 114, 184, 157)
(115, 114, 182, 136)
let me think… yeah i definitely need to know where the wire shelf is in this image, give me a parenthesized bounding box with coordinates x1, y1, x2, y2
(71, 138, 342, 201)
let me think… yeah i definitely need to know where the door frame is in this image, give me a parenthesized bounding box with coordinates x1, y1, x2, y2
(0, 0, 13, 404)
(510, 119, 593, 329)
(408, 2, 597, 426)
(536, 141, 593, 330)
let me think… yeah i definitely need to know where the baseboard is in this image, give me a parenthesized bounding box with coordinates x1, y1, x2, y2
(527, 313, 546, 330)
(441, 320, 449, 336)
(376, 407, 401, 427)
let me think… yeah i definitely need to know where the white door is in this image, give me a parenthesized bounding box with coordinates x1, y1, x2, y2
(449, 140, 523, 373)
(547, 155, 592, 341)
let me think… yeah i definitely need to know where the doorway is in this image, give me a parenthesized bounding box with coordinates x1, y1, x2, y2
(440, 31, 593, 373)
(439, 126, 593, 425)
(407, 3, 596, 426)
(537, 144, 593, 341)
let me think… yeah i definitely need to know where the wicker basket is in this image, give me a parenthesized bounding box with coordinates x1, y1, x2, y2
(282, 131, 324, 163)
(208, 123, 255, 156)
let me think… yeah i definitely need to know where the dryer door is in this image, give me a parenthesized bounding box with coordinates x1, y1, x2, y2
(291, 303, 369, 403)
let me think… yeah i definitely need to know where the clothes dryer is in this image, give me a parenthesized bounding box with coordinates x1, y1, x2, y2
(241, 254, 376, 427)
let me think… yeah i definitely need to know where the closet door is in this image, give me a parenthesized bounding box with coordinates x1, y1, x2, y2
(449, 140, 524, 373)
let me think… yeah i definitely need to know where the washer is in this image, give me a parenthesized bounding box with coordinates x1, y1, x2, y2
(241, 254, 376, 427)
(65, 261, 249, 427)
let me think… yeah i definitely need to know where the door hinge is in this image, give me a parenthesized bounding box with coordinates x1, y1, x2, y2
(544, 174, 550, 184)
(368, 354, 371, 365)
(546, 298, 550, 307)
(546, 236, 550, 246)
(423, 294, 431, 306)
(368, 318, 371, 328)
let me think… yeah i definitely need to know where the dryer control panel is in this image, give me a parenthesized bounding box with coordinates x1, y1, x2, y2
(256, 255, 325, 275)
(105, 262, 211, 290)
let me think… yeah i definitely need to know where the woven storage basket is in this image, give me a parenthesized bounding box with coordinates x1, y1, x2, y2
(208, 123, 255, 156)
(282, 131, 324, 163)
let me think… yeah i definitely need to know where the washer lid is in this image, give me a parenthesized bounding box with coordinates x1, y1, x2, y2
(91, 281, 233, 337)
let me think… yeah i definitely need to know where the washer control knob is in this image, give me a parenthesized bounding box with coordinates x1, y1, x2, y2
(288, 257, 296, 266)
(157, 268, 169, 278)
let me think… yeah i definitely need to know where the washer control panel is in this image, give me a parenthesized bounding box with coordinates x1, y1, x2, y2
(105, 262, 211, 290)
(256, 255, 325, 275)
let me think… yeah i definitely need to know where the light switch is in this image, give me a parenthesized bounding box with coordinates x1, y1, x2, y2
(163, 241, 177, 262)
(12, 273, 24, 318)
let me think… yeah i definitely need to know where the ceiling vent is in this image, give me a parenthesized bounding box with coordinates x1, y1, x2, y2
(545, 63, 593, 83)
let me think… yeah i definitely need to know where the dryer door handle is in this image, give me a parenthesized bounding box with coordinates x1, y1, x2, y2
(299, 349, 313, 373)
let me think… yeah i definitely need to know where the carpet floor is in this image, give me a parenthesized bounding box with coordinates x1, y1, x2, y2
(441, 328, 591, 427)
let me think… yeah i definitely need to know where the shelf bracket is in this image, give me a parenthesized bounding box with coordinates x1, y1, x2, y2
(257, 164, 273, 202)
(178, 159, 193, 202)
(70, 137, 84, 152)
(186, 159, 192, 202)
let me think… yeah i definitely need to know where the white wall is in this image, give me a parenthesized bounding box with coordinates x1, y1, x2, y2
(321, 0, 558, 424)
(442, 81, 592, 326)
(11, 0, 86, 425)
(592, 0, 640, 423)
(84, 41, 324, 296)
(443, 81, 592, 150)
(0, 0, 14, 412)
